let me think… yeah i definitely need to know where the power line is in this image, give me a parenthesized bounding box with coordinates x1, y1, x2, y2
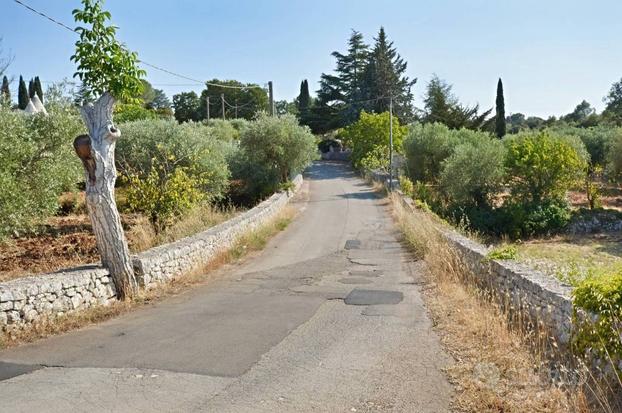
(222, 96, 252, 109)
(11, 0, 265, 90)
(12, 0, 76, 33)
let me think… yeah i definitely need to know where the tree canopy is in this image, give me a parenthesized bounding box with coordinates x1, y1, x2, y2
(421, 75, 492, 130)
(603, 78, 622, 125)
(309, 28, 415, 133)
(172, 80, 268, 123)
(71, 0, 145, 102)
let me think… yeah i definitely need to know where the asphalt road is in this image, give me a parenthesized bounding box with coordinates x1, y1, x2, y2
(0, 161, 452, 412)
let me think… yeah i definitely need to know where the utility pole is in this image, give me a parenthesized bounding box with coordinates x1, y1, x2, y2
(268, 81, 274, 116)
(235, 99, 238, 118)
(388, 96, 394, 192)
(206, 95, 210, 122)
(221, 93, 225, 120)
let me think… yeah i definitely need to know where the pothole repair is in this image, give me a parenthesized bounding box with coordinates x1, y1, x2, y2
(344, 289, 404, 305)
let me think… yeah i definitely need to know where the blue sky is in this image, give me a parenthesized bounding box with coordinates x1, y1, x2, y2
(2, 0, 621, 118)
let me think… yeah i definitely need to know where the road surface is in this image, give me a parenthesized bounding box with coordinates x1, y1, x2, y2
(0, 161, 452, 412)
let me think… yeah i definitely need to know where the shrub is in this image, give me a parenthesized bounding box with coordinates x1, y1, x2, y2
(206, 118, 242, 141)
(504, 131, 588, 204)
(573, 272, 622, 368)
(399, 176, 414, 198)
(440, 134, 506, 208)
(403, 123, 459, 182)
(0, 107, 84, 238)
(604, 128, 622, 180)
(553, 125, 620, 169)
(116, 119, 230, 202)
(359, 145, 389, 171)
(233, 113, 316, 201)
(124, 155, 205, 229)
(229, 118, 250, 132)
(501, 200, 571, 238)
(340, 111, 407, 170)
(114, 103, 157, 123)
(485, 245, 518, 261)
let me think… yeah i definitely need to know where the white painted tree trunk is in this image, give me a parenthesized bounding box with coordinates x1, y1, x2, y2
(78, 92, 137, 299)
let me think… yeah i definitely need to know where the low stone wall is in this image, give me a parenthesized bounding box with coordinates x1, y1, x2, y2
(0, 175, 303, 328)
(134, 174, 303, 288)
(371, 171, 575, 346)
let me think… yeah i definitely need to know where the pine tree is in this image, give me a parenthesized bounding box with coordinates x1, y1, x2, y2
(423, 75, 491, 130)
(495, 78, 506, 138)
(0, 76, 10, 104)
(364, 27, 416, 121)
(18, 75, 29, 109)
(297, 79, 311, 124)
(34, 76, 44, 103)
(314, 30, 370, 130)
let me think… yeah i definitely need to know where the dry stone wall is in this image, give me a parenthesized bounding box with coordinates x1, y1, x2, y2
(368, 170, 575, 345)
(0, 175, 303, 328)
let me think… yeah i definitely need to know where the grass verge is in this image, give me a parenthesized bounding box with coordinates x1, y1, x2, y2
(390, 192, 593, 412)
(0, 206, 296, 349)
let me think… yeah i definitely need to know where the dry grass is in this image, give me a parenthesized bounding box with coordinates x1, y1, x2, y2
(391, 193, 591, 412)
(509, 234, 622, 286)
(127, 204, 240, 252)
(0, 206, 296, 349)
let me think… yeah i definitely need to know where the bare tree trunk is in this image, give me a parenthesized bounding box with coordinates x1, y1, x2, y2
(76, 92, 137, 299)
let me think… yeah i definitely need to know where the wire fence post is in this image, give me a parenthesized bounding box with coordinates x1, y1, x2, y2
(221, 93, 225, 120)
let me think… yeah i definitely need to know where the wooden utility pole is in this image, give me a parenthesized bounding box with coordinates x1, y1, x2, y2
(235, 99, 238, 118)
(221, 93, 225, 120)
(206, 95, 210, 121)
(268, 81, 274, 116)
(388, 96, 394, 192)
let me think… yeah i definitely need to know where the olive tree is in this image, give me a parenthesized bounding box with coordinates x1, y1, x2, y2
(70, 0, 145, 299)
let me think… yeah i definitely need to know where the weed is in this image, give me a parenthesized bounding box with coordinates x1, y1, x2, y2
(485, 245, 518, 261)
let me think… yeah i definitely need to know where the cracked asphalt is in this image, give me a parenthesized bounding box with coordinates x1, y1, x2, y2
(0, 161, 452, 412)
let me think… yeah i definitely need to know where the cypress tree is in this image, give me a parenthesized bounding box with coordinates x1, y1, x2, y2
(297, 79, 311, 116)
(18, 75, 29, 109)
(34, 76, 43, 103)
(28, 78, 35, 98)
(495, 78, 506, 138)
(0, 76, 10, 104)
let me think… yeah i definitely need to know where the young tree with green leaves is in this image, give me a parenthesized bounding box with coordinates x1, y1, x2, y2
(495, 78, 506, 138)
(0, 76, 9, 105)
(70, 0, 146, 299)
(18, 75, 28, 109)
